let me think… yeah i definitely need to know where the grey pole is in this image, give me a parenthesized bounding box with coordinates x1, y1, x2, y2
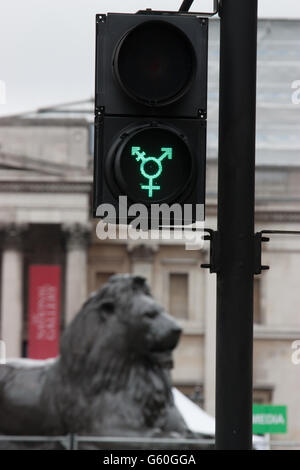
(216, 0, 258, 449)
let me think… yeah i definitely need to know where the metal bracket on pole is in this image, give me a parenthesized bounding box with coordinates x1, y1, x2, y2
(202, 230, 269, 275)
(202, 229, 297, 275)
(254, 232, 270, 275)
(201, 229, 220, 273)
(139, 2, 219, 17)
(254, 230, 300, 275)
(178, 0, 219, 16)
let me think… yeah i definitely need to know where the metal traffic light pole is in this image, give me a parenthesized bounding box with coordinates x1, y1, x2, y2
(179, 0, 258, 450)
(216, 0, 258, 449)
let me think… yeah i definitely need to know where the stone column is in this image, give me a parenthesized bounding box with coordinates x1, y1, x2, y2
(64, 223, 90, 325)
(127, 243, 158, 287)
(0, 224, 25, 358)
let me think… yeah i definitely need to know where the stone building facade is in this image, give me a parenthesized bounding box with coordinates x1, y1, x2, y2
(0, 19, 300, 442)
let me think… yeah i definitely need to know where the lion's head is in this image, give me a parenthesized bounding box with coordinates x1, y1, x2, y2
(59, 274, 181, 383)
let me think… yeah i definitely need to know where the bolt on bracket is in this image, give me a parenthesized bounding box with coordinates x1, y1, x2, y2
(254, 230, 300, 275)
(201, 229, 220, 273)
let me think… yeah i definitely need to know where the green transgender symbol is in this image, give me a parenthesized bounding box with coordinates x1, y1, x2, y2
(131, 146, 173, 197)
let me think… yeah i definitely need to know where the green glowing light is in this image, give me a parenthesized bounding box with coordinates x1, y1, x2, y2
(131, 146, 173, 197)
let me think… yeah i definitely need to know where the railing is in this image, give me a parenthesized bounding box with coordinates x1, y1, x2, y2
(269, 441, 300, 450)
(72, 435, 215, 450)
(0, 434, 299, 450)
(0, 434, 71, 449)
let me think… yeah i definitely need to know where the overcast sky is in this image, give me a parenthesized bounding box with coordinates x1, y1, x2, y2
(0, 0, 300, 116)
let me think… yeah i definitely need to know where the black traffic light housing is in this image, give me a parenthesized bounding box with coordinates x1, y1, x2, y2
(93, 10, 208, 225)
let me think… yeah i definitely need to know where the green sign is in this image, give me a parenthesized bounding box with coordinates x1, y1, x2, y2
(253, 405, 287, 434)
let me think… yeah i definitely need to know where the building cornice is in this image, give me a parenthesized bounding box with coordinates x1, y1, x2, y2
(254, 325, 300, 340)
(0, 181, 92, 193)
(206, 204, 300, 223)
(0, 117, 90, 127)
(0, 151, 91, 176)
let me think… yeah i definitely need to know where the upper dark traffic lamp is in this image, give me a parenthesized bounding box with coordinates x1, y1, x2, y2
(95, 12, 208, 117)
(113, 20, 195, 107)
(93, 11, 208, 224)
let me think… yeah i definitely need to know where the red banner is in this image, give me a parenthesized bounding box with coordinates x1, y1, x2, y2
(28, 265, 61, 359)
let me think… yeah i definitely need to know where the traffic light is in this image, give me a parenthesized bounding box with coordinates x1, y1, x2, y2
(93, 10, 208, 225)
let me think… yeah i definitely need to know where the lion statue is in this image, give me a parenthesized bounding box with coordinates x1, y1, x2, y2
(0, 274, 190, 447)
